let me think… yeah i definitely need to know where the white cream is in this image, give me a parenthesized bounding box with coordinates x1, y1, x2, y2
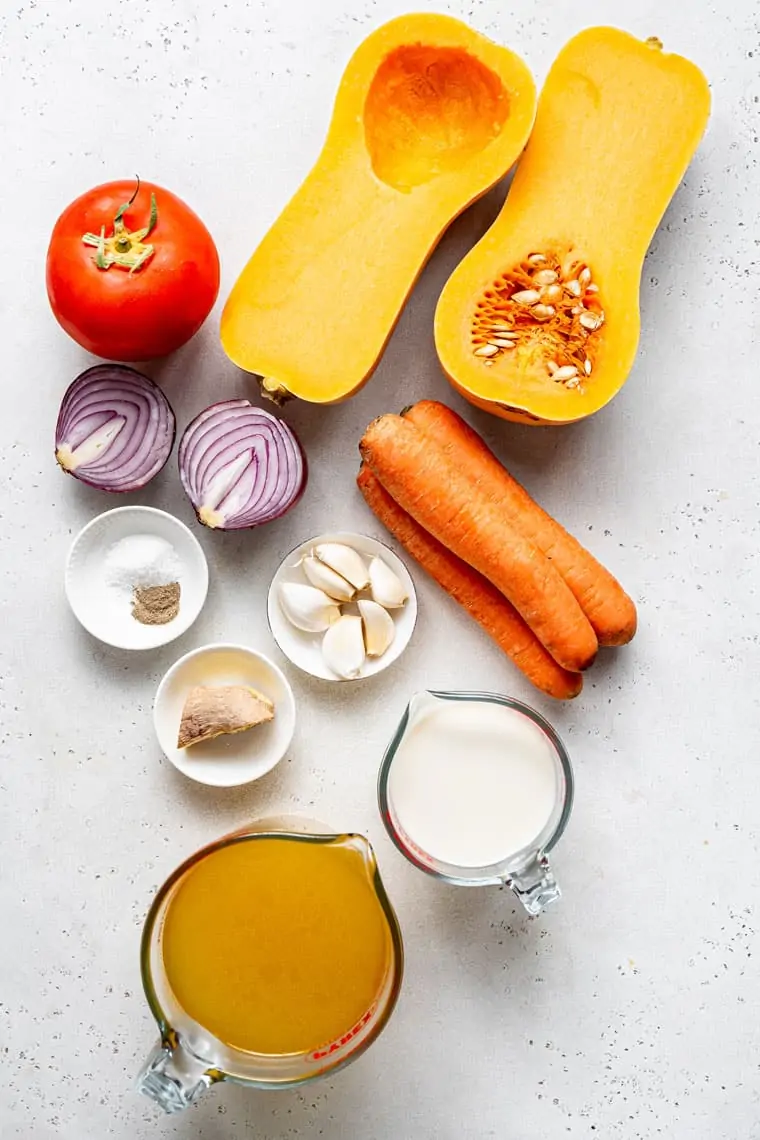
(387, 698, 560, 869)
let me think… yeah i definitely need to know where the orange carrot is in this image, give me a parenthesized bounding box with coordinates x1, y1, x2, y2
(404, 400, 637, 646)
(359, 414, 598, 673)
(358, 468, 582, 699)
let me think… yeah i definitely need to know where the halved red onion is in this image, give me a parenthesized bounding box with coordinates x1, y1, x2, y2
(178, 399, 307, 530)
(55, 365, 175, 493)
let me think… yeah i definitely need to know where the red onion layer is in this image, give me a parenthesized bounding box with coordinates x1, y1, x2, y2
(178, 399, 306, 530)
(55, 365, 175, 493)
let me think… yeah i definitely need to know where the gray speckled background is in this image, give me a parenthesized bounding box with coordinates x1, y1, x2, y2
(1, 0, 758, 1136)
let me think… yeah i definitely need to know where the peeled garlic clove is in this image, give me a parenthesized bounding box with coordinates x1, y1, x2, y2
(368, 557, 408, 609)
(322, 614, 365, 679)
(358, 599, 395, 658)
(279, 582, 341, 633)
(314, 543, 369, 590)
(301, 554, 355, 602)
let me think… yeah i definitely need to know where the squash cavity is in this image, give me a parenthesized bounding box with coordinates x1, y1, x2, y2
(364, 46, 510, 191)
(471, 248, 604, 393)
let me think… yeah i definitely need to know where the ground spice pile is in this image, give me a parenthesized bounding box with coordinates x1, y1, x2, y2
(132, 581, 181, 626)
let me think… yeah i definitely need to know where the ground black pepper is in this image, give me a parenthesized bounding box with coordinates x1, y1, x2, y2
(132, 581, 181, 625)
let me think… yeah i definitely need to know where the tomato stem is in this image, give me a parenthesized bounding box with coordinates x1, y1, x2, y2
(113, 175, 142, 226)
(82, 179, 159, 274)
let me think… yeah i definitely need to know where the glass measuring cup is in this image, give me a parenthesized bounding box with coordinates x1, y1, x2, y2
(378, 691, 574, 917)
(137, 818, 403, 1113)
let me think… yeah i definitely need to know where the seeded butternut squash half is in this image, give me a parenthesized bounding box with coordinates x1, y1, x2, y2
(434, 27, 711, 425)
(221, 14, 536, 404)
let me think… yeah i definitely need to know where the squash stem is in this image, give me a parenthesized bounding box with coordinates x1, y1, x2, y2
(259, 376, 292, 405)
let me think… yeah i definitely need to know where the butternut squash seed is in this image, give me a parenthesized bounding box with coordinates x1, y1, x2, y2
(470, 250, 606, 393)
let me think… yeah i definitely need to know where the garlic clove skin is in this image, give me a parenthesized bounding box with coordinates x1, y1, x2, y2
(358, 599, 395, 658)
(279, 582, 341, 633)
(301, 554, 355, 602)
(314, 543, 370, 590)
(322, 614, 366, 679)
(368, 557, 408, 609)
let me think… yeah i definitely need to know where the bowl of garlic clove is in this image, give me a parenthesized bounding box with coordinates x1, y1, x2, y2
(267, 532, 418, 682)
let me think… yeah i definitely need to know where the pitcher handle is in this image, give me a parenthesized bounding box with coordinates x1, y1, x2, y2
(504, 852, 561, 918)
(137, 1038, 220, 1114)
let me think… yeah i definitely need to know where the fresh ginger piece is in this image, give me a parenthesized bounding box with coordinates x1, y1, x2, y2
(177, 685, 274, 749)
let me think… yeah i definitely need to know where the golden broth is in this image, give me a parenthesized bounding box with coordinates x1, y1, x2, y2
(161, 836, 392, 1056)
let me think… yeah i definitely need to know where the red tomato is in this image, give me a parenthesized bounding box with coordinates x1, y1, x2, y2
(46, 179, 220, 361)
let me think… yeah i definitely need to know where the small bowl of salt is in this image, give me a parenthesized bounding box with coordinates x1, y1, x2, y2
(66, 506, 209, 650)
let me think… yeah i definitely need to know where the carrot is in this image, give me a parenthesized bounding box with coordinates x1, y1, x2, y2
(357, 468, 582, 699)
(403, 400, 637, 646)
(359, 414, 598, 673)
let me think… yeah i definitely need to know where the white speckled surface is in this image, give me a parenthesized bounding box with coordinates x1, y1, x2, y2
(2, 1, 758, 1136)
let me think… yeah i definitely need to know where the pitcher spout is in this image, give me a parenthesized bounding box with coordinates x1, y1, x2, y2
(405, 689, 441, 725)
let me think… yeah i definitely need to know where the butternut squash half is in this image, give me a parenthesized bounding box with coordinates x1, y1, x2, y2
(434, 28, 711, 425)
(221, 14, 536, 404)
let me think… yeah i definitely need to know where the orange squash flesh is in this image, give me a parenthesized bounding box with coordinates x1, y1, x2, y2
(434, 28, 711, 425)
(221, 14, 536, 404)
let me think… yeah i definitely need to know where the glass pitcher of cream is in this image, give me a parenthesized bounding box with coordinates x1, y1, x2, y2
(137, 819, 403, 1113)
(378, 691, 573, 916)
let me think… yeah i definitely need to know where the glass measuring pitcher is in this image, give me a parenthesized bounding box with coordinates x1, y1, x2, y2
(378, 691, 574, 917)
(137, 819, 403, 1113)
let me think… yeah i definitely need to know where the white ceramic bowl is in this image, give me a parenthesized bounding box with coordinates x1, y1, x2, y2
(267, 531, 417, 682)
(154, 643, 296, 787)
(65, 506, 209, 651)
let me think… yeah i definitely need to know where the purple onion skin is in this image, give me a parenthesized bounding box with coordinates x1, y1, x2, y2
(55, 364, 176, 494)
(178, 399, 308, 531)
